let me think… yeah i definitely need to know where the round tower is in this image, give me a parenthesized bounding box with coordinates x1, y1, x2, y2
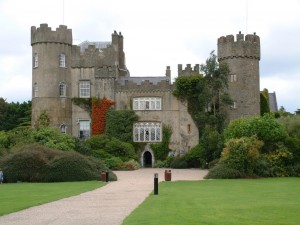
(217, 31, 260, 120)
(31, 24, 73, 133)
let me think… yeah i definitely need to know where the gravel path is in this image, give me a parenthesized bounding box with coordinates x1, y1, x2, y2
(0, 168, 208, 225)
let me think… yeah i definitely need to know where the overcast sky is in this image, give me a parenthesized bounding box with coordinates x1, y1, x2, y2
(0, 0, 299, 113)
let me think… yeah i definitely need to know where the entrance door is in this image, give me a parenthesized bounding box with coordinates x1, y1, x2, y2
(143, 151, 152, 167)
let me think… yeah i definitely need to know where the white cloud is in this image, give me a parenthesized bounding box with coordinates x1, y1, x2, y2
(0, 0, 299, 113)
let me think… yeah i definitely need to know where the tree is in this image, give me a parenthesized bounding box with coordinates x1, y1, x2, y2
(0, 98, 31, 131)
(105, 110, 139, 143)
(173, 51, 232, 136)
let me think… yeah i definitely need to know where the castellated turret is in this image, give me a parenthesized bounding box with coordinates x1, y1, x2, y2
(218, 31, 260, 120)
(31, 24, 73, 133)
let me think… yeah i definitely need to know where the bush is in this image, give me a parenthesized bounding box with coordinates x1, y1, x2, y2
(184, 144, 205, 168)
(221, 136, 263, 174)
(170, 157, 188, 169)
(224, 114, 288, 152)
(74, 138, 93, 156)
(31, 127, 75, 151)
(204, 163, 241, 179)
(86, 135, 136, 161)
(0, 144, 116, 182)
(123, 160, 141, 170)
(104, 157, 124, 170)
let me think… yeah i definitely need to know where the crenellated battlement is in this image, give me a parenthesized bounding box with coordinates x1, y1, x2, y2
(217, 31, 260, 61)
(31, 23, 72, 45)
(116, 79, 173, 92)
(178, 64, 200, 77)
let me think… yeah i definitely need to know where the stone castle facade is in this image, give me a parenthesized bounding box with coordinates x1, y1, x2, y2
(31, 24, 260, 167)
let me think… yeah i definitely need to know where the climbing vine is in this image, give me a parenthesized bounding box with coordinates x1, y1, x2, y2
(71, 97, 92, 113)
(91, 98, 115, 135)
(150, 125, 173, 160)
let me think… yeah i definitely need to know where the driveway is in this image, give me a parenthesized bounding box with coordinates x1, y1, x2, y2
(0, 168, 208, 225)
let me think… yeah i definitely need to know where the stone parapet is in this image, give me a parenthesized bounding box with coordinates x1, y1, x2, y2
(31, 24, 72, 45)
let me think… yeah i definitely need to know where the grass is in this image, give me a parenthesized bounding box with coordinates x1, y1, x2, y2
(123, 178, 300, 225)
(0, 181, 105, 216)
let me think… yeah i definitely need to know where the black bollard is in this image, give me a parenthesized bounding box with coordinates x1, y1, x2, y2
(154, 173, 158, 195)
(106, 170, 109, 182)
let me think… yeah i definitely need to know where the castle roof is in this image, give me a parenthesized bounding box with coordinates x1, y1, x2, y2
(78, 41, 111, 52)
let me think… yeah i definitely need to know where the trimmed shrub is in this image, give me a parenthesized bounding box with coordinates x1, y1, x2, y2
(0, 144, 116, 182)
(204, 163, 241, 179)
(104, 157, 124, 170)
(170, 157, 188, 169)
(123, 160, 141, 170)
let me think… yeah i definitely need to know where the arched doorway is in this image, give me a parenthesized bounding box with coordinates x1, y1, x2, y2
(143, 151, 152, 168)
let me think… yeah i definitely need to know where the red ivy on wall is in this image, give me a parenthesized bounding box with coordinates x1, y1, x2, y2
(92, 98, 115, 135)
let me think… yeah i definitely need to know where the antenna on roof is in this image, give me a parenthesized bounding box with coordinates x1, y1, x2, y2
(62, 0, 65, 25)
(245, 0, 248, 34)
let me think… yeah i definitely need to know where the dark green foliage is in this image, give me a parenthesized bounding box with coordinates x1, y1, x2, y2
(74, 138, 93, 156)
(0, 144, 116, 182)
(200, 126, 224, 162)
(150, 125, 172, 161)
(0, 98, 31, 131)
(284, 137, 300, 163)
(260, 90, 270, 116)
(31, 126, 75, 151)
(86, 134, 135, 161)
(184, 144, 205, 168)
(105, 138, 136, 161)
(173, 51, 231, 137)
(105, 110, 139, 143)
(71, 97, 92, 112)
(224, 114, 288, 152)
(183, 126, 224, 168)
(170, 157, 188, 169)
(221, 136, 263, 174)
(204, 163, 241, 179)
(104, 157, 124, 170)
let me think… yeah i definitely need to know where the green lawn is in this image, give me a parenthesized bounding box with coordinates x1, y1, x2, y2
(0, 181, 105, 216)
(123, 178, 300, 225)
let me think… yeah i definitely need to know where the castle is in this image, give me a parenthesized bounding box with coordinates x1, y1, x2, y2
(31, 24, 261, 167)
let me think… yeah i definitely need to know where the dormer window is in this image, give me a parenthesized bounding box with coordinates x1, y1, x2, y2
(59, 53, 66, 67)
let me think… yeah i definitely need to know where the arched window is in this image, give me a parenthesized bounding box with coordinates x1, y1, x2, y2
(33, 82, 38, 97)
(60, 124, 67, 134)
(59, 53, 66, 67)
(59, 82, 67, 97)
(33, 53, 38, 68)
(133, 122, 161, 142)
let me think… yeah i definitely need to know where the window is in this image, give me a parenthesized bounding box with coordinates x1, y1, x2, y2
(230, 74, 237, 82)
(133, 97, 162, 110)
(60, 124, 67, 134)
(79, 81, 90, 98)
(59, 53, 66, 67)
(33, 53, 38, 68)
(59, 82, 67, 97)
(133, 122, 161, 142)
(79, 120, 90, 139)
(231, 101, 237, 109)
(33, 82, 38, 97)
(187, 124, 191, 134)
